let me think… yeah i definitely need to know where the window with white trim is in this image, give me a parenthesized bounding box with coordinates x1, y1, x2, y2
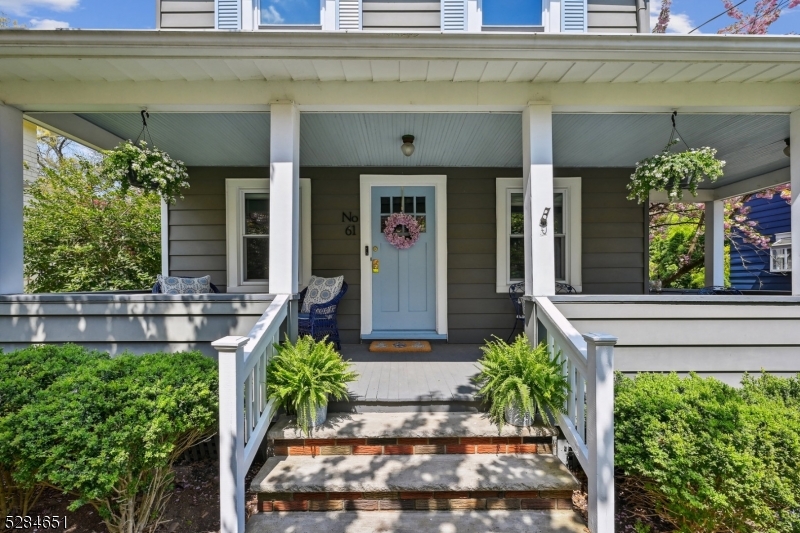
(225, 178, 312, 293)
(770, 232, 792, 273)
(496, 177, 582, 293)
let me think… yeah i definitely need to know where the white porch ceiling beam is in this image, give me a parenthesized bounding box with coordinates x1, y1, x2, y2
(24, 112, 123, 152)
(3, 80, 799, 112)
(649, 167, 791, 204)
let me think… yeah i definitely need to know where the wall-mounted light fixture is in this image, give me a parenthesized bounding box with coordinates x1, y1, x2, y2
(539, 207, 551, 234)
(401, 135, 415, 157)
(784, 138, 791, 158)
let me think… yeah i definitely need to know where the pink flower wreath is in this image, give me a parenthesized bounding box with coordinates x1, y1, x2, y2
(383, 212, 421, 250)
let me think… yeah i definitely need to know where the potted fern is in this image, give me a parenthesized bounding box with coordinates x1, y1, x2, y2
(473, 335, 569, 428)
(265, 336, 358, 435)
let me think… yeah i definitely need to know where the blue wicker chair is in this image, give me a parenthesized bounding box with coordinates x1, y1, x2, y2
(298, 282, 348, 349)
(152, 278, 220, 293)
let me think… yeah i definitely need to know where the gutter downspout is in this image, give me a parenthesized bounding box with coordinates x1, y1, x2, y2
(636, 0, 648, 33)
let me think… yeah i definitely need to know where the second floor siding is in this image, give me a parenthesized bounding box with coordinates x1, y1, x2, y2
(157, 0, 649, 33)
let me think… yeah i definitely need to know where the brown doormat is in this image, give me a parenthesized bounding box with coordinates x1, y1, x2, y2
(369, 340, 432, 353)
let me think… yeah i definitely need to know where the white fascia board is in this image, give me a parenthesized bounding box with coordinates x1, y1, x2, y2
(24, 113, 123, 151)
(1, 31, 800, 64)
(712, 167, 790, 200)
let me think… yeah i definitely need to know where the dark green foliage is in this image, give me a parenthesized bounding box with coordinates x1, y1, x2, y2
(615, 372, 800, 533)
(266, 336, 358, 435)
(23, 157, 161, 293)
(4, 350, 218, 533)
(0, 345, 108, 519)
(473, 335, 569, 429)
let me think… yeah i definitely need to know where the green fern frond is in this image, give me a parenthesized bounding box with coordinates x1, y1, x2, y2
(265, 335, 359, 435)
(473, 335, 570, 430)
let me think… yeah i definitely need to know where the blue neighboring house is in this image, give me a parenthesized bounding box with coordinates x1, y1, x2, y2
(730, 192, 792, 292)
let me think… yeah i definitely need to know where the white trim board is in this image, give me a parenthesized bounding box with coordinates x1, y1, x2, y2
(161, 199, 169, 277)
(225, 178, 311, 293)
(496, 177, 581, 293)
(359, 175, 448, 339)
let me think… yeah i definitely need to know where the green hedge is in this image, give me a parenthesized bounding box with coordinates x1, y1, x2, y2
(0, 345, 218, 533)
(615, 372, 800, 533)
(1, 345, 109, 519)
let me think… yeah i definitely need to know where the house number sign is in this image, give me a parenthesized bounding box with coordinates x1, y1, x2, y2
(342, 211, 358, 236)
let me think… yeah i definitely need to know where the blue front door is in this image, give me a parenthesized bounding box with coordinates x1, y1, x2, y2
(371, 186, 436, 335)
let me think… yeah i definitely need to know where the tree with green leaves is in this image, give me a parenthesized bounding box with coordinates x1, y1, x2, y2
(23, 156, 161, 293)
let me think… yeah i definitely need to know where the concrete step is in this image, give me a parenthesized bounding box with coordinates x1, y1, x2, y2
(251, 454, 580, 513)
(269, 412, 559, 441)
(246, 510, 588, 533)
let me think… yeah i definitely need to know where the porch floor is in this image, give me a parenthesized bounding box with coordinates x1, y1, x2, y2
(338, 344, 481, 403)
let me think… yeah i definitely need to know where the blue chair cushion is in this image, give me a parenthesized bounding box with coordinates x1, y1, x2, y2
(301, 275, 344, 313)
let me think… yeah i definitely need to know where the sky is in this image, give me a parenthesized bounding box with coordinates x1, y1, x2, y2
(0, 0, 797, 33)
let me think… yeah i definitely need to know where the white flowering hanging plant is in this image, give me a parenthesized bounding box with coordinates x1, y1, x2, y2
(627, 140, 725, 204)
(103, 141, 190, 204)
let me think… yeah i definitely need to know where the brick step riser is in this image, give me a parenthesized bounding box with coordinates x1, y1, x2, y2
(258, 490, 574, 513)
(271, 437, 554, 457)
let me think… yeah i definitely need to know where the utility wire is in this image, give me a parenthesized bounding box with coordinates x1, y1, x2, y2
(689, 0, 750, 33)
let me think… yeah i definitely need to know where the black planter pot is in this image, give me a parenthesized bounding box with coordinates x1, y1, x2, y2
(126, 165, 158, 191)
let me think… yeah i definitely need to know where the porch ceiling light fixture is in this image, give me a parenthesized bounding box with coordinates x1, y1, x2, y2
(401, 135, 415, 157)
(784, 138, 791, 158)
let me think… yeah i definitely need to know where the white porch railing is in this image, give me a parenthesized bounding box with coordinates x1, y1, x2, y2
(534, 296, 617, 533)
(213, 294, 290, 533)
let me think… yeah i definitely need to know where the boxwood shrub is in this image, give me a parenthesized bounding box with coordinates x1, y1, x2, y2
(0, 345, 108, 519)
(615, 372, 800, 533)
(1, 347, 218, 533)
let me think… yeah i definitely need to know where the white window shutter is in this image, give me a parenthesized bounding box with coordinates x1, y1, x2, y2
(338, 0, 361, 30)
(217, 0, 241, 30)
(561, 0, 587, 32)
(442, 0, 466, 32)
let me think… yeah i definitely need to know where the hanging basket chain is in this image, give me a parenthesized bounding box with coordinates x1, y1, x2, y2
(134, 110, 155, 148)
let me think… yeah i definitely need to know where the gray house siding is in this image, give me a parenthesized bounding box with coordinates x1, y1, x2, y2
(587, 0, 640, 33)
(168, 166, 645, 343)
(157, 0, 215, 29)
(362, 0, 441, 32)
(556, 168, 645, 295)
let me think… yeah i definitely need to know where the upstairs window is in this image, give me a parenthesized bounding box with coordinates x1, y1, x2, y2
(483, 0, 543, 27)
(770, 232, 792, 273)
(259, 0, 321, 26)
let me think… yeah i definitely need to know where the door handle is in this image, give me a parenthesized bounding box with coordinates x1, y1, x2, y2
(371, 259, 380, 273)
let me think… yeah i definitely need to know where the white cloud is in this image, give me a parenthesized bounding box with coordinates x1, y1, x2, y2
(262, 5, 284, 24)
(650, 2, 700, 34)
(0, 0, 78, 17)
(29, 17, 69, 29)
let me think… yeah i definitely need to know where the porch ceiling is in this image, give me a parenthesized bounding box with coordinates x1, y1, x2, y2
(71, 112, 790, 188)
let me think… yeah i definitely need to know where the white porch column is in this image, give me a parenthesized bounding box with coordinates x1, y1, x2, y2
(269, 103, 300, 295)
(523, 104, 556, 297)
(0, 104, 24, 295)
(792, 110, 800, 296)
(704, 200, 725, 287)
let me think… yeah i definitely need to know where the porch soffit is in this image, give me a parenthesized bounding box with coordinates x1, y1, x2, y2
(0, 31, 799, 86)
(67, 112, 790, 189)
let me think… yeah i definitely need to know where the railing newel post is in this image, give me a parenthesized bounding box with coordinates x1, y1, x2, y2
(213, 335, 249, 533)
(583, 332, 617, 533)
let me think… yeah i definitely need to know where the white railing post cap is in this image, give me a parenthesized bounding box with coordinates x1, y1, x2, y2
(212, 335, 250, 351)
(582, 332, 618, 345)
